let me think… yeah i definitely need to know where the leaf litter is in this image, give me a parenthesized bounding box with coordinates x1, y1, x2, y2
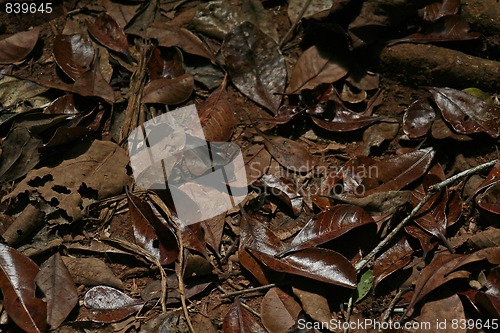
(0, 0, 499, 332)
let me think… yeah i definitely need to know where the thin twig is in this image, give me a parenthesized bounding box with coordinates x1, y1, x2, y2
(221, 284, 277, 298)
(279, 0, 313, 49)
(382, 288, 404, 323)
(343, 294, 354, 333)
(103, 238, 168, 312)
(354, 159, 498, 273)
(175, 224, 196, 333)
(240, 300, 261, 318)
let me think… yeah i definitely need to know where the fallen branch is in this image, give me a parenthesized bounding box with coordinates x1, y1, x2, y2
(354, 159, 498, 273)
(221, 284, 276, 298)
(175, 224, 196, 333)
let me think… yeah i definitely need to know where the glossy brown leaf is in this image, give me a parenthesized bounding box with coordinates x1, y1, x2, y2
(201, 214, 225, 254)
(239, 214, 285, 285)
(261, 287, 302, 333)
(44, 94, 78, 114)
(248, 247, 357, 288)
(339, 148, 435, 197)
(83, 286, 142, 323)
(255, 174, 303, 216)
(407, 253, 470, 312)
(0, 243, 47, 333)
(402, 98, 436, 139)
(87, 13, 129, 55)
(73, 55, 115, 104)
(281, 204, 375, 255)
(126, 190, 179, 265)
(429, 87, 500, 138)
(286, 45, 349, 94)
(472, 162, 500, 198)
(423, 0, 461, 22)
(198, 84, 235, 142)
(52, 34, 95, 81)
(0, 126, 42, 183)
(142, 73, 194, 105)
(478, 183, 500, 216)
(241, 144, 271, 185)
(0, 27, 40, 64)
(35, 253, 78, 329)
(223, 298, 267, 333)
(388, 15, 481, 45)
(147, 25, 214, 61)
(222, 22, 286, 114)
(373, 237, 414, 289)
(147, 47, 185, 80)
(258, 130, 315, 172)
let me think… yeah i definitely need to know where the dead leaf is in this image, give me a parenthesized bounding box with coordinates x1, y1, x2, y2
(255, 174, 304, 216)
(222, 22, 286, 114)
(147, 46, 185, 80)
(288, 0, 333, 22)
(429, 87, 500, 138)
(373, 236, 414, 289)
(388, 15, 481, 45)
(280, 204, 375, 255)
(84, 286, 142, 323)
(241, 144, 271, 185)
(362, 121, 399, 154)
(292, 282, 333, 325)
(0, 75, 50, 108)
(52, 34, 95, 81)
(261, 287, 302, 333)
(403, 98, 436, 139)
(87, 13, 129, 55)
(286, 45, 349, 94)
(73, 53, 115, 104)
(249, 247, 357, 288)
(411, 294, 466, 333)
(4, 140, 130, 223)
(127, 190, 179, 265)
(62, 256, 123, 289)
(0, 27, 40, 64)
(147, 25, 214, 61)
(423, 0, 461, 22)
(142, 73, 194, 105)
(198, 84, 235, 142)
(0, 243, 47, 333)
(0, 126, 42, 183)
(35, 253, 78, 329)
(223, 298, 267, 333)
(258, 130, 315, 172)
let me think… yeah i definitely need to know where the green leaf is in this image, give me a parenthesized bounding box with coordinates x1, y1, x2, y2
(355, 270, 373, 303)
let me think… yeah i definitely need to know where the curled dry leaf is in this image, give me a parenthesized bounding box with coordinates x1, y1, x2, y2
(84, 286, 142, 323)
(403, 98, 436, 139)
(222, 22, 286, 114)
(73, 54, 115, 104)
(35, 253, 78, 329)
(286, 45, 349, 94)
(429, 87, 500, 139)
(258, 130, 315, 173)
(288, 0, 333, 22)
(87, 13, 129, 55)
(198, 84, 235, 142)
(142, 73, 194, 105)
(52, 34, 95, 81)
(0, 27, 40, 64)
(223, 298, 267, 333)
(126, 190, 179, 265)
(261, 287, 302, 333)
(280, 204, 375, 255)
(248, 247, 357, 288)
(0, 243, 47, 333)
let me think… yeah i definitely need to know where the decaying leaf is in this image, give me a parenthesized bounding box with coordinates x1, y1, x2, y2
(35, 253, 78, 329)
(198, 84, 235, 142)
(87, 13, 129, 55)
(403, 98, 436, 139)
(142, 73, 194, 105)
(241, 144, 272, 185)
(84, 286, 142, 323)
(373, 236, 414, 289)
(222, 22, 286, 114)
(0, 28, 41, 64)
(423, 0, 461, 22)
(61, 256, 124, 289)
(255, 174, 303, 216)
(429, 87, 500, 139)
(4, 140, 130, 223)
(52, 34, 95, 81)
(223, 298, 267, 333)
(0, 243, 47, 333)
(288, 0, 333, 22)
(286, 45, 349, 94)
(261, 287, 302, 333)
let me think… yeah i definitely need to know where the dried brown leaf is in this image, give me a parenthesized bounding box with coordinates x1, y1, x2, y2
(0, 28, 40, 64)
(261, 287, 302, 333)
(142, 73, 194, 105)
(223, 298, 267, 333)
(88, 13, 129, 55)
(52, 34, 95, 81)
